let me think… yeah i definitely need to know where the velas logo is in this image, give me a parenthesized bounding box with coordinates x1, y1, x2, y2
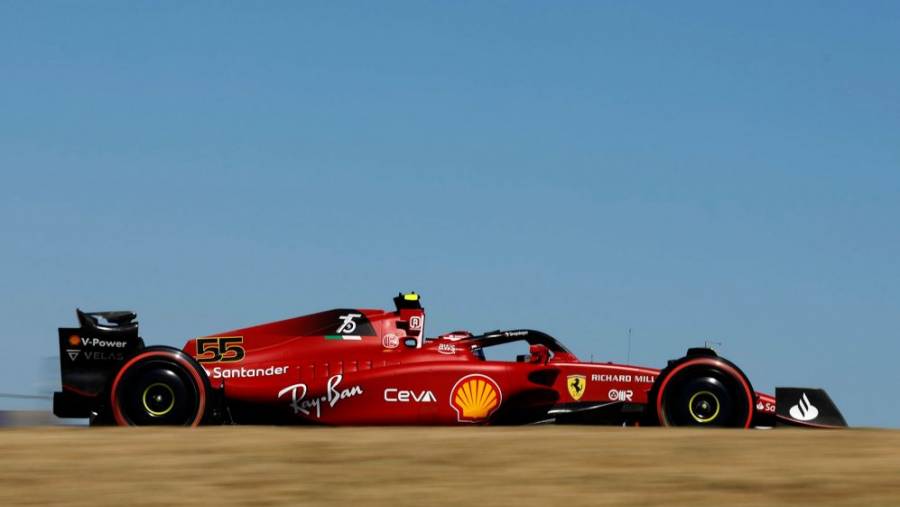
(566, 375, 586, 401)
(83, 351, 124, 361)
(789, 393, 819, 421)
(450, 374, 502, 422)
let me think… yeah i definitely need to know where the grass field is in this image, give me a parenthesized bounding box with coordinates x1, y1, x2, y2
(1, 427, 898, 506)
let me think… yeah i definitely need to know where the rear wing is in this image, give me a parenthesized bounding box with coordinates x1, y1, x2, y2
(77, 310, 138, 332)
(53, 310, 145, 419)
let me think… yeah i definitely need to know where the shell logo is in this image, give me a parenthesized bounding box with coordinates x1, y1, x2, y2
(450, 374, 502, 422)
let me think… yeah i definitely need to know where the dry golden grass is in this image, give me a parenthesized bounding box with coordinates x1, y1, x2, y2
(0, 427, 898, 506)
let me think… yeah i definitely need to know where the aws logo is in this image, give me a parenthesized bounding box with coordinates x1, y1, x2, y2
(450, 374, 502, 422)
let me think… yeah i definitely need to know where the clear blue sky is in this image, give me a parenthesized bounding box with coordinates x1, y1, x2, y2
(1, 2, 898, 427)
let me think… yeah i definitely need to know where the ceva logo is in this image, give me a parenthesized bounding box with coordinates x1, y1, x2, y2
(384, 388, 436, 403)
(789, 392, 819, 421)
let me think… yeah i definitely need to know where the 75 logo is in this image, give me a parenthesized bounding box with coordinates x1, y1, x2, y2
(337, 313, 362, 334)
(195, 337, 245, 363)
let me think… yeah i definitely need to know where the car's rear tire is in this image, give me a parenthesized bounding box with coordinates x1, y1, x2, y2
(654, 356, 754, 428)
(110, 347, 208, 426)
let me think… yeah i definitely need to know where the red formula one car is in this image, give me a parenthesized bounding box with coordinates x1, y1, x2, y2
(53, 293, 847, 428)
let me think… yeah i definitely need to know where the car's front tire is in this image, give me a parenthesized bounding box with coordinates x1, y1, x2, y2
(653, 354, 754, 428)
(661, 373, 737, 426)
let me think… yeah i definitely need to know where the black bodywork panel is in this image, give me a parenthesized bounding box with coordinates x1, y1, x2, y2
(54, 310, 144, 418)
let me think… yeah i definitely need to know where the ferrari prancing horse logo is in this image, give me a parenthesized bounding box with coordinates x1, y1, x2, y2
(567, 375, 586, 401)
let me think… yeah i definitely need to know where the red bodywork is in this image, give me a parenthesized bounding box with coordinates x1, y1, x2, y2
(178, 296, 778, 426)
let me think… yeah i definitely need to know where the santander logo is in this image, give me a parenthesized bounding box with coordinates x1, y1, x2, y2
(788, 393, 819, 421)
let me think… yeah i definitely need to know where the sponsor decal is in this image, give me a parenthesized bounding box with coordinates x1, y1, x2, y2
(437, 343, 456, 355)
(325, 309, 375, 336)
(608, 389, 633, 402)
(77, 337, 129, 349)
(566, 375, 586, 401)
(409, 315, 423, 331)
(757, 401, 776, 413)
(503, 331, 528, 337)
(325, 335, 362, 341)
(65, 335, 131, 361)
(336, 313, 362, 334)
(85, 351, 124, 361)
(382, 333, 400, 349)
(450, 374, 502, 422)
(277, 374, 363, 418)
(590, 373, 655, 383)
(384, 388, 437, 403)
(206, 365, 288, 379)
(789, 393, 819, 421)
(195, 337, 245, 363)
(67, 349, 123, 361)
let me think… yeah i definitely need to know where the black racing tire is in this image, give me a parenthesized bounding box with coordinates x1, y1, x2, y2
(110, 347, 209, 426)
(655, 359, 754, 428)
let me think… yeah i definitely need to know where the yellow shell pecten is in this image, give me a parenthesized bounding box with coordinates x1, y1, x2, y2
(454, 377, 499, 419)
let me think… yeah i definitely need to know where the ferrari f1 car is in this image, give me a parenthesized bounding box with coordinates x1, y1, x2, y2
(53, 293, 847, 428)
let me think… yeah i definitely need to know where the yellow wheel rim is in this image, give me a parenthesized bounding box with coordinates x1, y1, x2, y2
(688, 390, 720, 423)
(142, 382, 175, 417)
